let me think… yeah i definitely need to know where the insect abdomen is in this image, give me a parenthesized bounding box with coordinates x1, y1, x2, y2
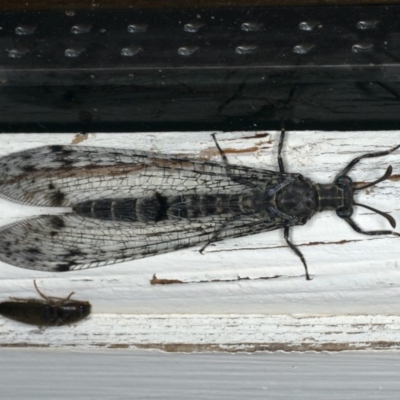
(0, 301, 42, 325)
(73, 192, 265, 222)
(73, 197, 164, 222)
(0, 301, 58, 326)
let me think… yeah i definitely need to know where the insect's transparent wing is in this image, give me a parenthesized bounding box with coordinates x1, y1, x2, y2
(0, 145, 285, 207)
(0, 212, 286, 271)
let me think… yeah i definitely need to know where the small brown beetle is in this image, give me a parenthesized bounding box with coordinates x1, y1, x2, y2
(0, 280, 91, 326)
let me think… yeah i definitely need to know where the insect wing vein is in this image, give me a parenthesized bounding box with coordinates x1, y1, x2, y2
(0, 145, 285, 207)
(0, 212, 286, 271)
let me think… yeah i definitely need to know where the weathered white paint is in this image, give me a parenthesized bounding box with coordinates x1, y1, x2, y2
(0, 131, 399, 350)
(1, 314, 400, 352)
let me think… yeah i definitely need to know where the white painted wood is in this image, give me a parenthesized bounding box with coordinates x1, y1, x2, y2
(0, 131, 399, 350)
(1, 349, 400, 400)
(1, 314, 400, 352)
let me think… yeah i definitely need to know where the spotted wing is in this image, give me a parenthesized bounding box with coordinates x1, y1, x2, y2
(0, 212, 288, 271)
(0, 145, 287, 207)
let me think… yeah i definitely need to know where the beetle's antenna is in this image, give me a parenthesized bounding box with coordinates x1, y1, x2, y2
(354, 202, 396, 228)
(353, 166, 392, 191)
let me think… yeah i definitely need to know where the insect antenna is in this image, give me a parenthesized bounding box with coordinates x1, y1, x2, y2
(354, 202, 396, 228)
(347, 165, 399, 235)
(342, 215, 400, 237)
(352, 165, 393, 191)
(336, 144, 400, 179)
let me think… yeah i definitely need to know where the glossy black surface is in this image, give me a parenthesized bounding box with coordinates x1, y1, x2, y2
(1, 5, 400, 132)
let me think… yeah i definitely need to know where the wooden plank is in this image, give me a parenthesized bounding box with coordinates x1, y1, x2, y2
(1, 349, 400, 400)
(0, 130, 399, 350)
(2, 314, 400, 351)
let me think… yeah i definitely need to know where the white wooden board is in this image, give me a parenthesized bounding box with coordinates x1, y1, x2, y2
(2, 349, 400, 400)
(0, 130, 399, 350)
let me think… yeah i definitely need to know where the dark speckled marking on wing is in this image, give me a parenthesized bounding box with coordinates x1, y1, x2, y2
(0, 213, 285, 271)
(0, 145, 283, 207)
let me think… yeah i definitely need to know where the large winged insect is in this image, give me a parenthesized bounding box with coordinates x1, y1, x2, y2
(0, 131, 398, 280)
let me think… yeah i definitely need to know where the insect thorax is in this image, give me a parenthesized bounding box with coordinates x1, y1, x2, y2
(274, 177, 318, 222)
(314, 182, 353, 213)
(53, 302, 91, 325)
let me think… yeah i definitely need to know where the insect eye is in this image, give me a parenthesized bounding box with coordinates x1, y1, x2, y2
(335, 175, 353, 188)
(336, 207, 353, 218)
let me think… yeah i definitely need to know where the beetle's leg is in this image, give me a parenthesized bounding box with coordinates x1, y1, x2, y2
(34, 280, 75, 306)
(8, 296, 41, 302)
(33, 280, 52, 302)
(344, 217, 400, 237)
(277, 128, 286, 173)
(284, 226, 311, 280)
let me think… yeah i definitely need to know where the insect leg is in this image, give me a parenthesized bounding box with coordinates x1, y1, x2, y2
(284, 226, 311, 280)
(211, 132, 230, 166)
(34, 280, 75, 306)
(199, 242, 210, 254)
(277, 128, 286, 173)
(336, 144, 400, 179)
(213, 129, 288, 174)
(33, 280, 51, 302)
(211, 133, 257, 187)
(343, 217, 400, 237)
(8, 297, 40, 302)
(198, 220, 232, 254)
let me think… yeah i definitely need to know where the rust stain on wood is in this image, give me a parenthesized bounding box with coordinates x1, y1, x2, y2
(151, 274, 184, 285)
(71, 133, 89, 145)
(389, 174, 400, 181)
(200, 146, 259, 159)
(151, 274, 284, 285)
(242, 133, 270, 140)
